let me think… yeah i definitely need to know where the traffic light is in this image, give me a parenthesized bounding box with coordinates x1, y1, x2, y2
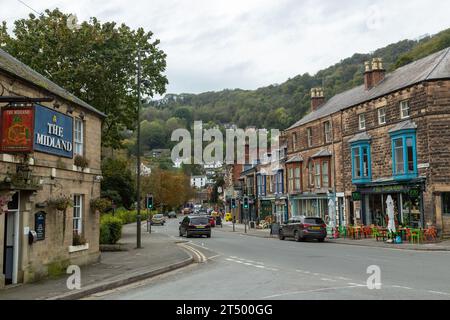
(243, 196, 249, 209)
(231, 198, 236, 209)
(146, 195, 153, 209)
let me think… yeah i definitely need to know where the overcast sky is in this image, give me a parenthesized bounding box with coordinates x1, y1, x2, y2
(2, 0, 450, 95)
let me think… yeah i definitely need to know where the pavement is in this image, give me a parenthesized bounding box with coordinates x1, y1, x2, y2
(88, 217, 450, 300)
(0, 221, 193, 300)
(218, 222, 450, 251)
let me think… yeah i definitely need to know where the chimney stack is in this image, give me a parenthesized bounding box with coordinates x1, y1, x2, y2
(311, 87, 325, 112)
(371, 58, 385, 87)
(364, 58, 385, 90)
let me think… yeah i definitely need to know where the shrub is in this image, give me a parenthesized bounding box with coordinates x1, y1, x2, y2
(100, 215, 123, 245)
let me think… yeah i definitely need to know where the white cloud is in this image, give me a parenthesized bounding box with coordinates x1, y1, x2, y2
(2, 0, 450, 94)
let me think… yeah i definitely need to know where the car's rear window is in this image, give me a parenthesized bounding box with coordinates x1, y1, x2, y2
(190, 217, 209, 225)
(305, 218, 324, 225)
(154, 214, 163, 218)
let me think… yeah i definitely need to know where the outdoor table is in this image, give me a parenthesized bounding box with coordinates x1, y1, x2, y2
(352, 226, 362, 240)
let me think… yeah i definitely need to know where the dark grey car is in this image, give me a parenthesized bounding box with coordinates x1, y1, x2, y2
(179, 216, 211, 238)
(279, 216, 327, 242)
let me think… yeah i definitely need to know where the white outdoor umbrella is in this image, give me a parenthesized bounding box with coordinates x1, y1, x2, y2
(386, 195, 396, 233)
(328, 199, 336, 229)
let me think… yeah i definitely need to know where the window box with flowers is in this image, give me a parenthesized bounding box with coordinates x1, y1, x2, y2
(70, 232, 89, 253)
(74, 155, 90, 172)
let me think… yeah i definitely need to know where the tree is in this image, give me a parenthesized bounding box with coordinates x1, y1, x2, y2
(0, 9, 168, 148)
(142, 168, 194, 211)
(101, 158, 135, 208)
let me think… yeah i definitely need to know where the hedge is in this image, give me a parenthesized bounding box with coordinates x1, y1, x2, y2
(100, 215, 123, 245)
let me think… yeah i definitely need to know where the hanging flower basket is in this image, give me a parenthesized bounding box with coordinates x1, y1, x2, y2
(90, 198, 111, 214)
(48, 196, 74, 212)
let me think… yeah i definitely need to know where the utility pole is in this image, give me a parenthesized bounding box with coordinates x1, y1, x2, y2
(136, 50, 142, 249)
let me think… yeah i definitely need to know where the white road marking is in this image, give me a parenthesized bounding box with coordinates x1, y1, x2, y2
(428, 290, 450, 296)
(348, 283, 366, 287)
(321, 278, 337, 282)
(392, 285, 413, 290)
(262, 285, 363, 299)
(255, 265, 265, 269)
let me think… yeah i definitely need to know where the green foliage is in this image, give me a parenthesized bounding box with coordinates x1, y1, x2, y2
(47, 195, 73, 211)
(101, 157, 135, 209)
(0, 9, 168, 148)
(90, 198, 112, 214)
(100, 215, 123, 245)
(74, 155, 89, 169)
(72, 233, 87, 246)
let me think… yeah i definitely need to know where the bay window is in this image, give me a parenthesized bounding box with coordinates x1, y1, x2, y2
(308, 161, 314, 187)
(351, 141, 372, 184)
(287, 164, 302, 193)
(390, 129, 417, 180)
(312, 158, 331, 189)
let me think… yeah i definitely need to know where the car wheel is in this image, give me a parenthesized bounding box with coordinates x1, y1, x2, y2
(318, 238, 325, 243)
(186, 231, 191, 238)
(207, 234, 211, 238)
(279, 232, 285, 241)
(294, 231, 301, 242)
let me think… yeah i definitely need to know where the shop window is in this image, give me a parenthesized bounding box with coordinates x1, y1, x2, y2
(443, 193, 450, 216)
(73, 195, 83, 235)
(390, 130, 417, 180)
(74, 118, 84, 156)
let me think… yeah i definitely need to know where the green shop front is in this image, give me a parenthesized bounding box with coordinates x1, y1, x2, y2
(352, 178, 425, 228)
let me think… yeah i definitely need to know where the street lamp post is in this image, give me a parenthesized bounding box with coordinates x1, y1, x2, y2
(136, 50, 143, 249)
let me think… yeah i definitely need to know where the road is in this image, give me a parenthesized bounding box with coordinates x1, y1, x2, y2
(87, 217, 450, 300)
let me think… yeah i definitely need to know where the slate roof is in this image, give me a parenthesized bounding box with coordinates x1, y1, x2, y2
(311, 149, 332, 158)
(0, 48, 105, 117)
(388, 120, 418, 133)
(288, 47, 450, 130)
(286, 155, 304, 163)
(348, 132, 372, 143)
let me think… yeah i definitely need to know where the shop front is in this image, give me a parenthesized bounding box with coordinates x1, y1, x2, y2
(352, 178, 425, 228)
(274, 198, 288, 224)
(291, 193, 330, 220)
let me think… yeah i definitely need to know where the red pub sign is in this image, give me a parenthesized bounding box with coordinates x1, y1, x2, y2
(1, 107, 35, 153)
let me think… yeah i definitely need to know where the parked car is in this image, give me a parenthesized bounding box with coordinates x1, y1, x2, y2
(179, 216, 211, 238)
(183, 208, 191, 215)
(151, 214, 166, 226)
(279, 216, 327, 242)
(168, 211, 177, 219)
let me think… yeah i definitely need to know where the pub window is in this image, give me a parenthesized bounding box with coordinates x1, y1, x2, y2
(74, 118, 84, 156)
(307, 128, 313, 147)
(443, 193, 450, 215)
(378, 107, 386, 125)
(391, 130, 417, 180)
(400, 100, 410, 119)
(73, 195, 84, 235)
(324, 121, 332, 143)
(359, 114, 366, 130)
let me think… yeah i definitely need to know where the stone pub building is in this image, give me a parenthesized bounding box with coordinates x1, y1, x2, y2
(0, 48, 104, 288)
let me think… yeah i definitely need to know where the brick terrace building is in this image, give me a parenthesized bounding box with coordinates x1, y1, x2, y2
(0, 49, 105, 288)
(284, 47, 450, 237)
